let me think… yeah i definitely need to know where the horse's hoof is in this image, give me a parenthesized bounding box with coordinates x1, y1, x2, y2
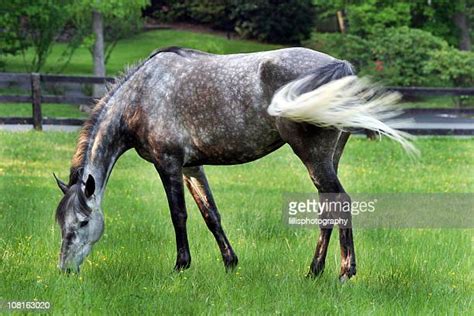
(224, 260, 238, 272)
(339, 274, 349, 283)
(174, 264, 191, 272)
(223, 254, 239, 272)
(307, 261, 325, 279)
(174, 258, 191, 271)
(306, 271, 324, 279)
(339, 265, 356, 282)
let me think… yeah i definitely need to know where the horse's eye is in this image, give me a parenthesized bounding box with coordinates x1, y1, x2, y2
(79, 220, 89, 228)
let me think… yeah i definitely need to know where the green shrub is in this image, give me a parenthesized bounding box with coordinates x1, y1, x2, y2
(303, 27, 448, 86)
(424, 48, 474, 87)
(345, 1, 412, 38)
(302, 33, 370, 70)
(312, 0, 469, 48)
(304, 27, 473, 87)
(366, 27, 447, 86)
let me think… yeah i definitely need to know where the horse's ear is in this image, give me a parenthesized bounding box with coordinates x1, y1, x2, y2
(53, 173, 69, 194)
(84, 174, 95, 199)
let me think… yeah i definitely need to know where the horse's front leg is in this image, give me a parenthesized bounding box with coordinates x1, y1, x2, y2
(155, 161, 191, 270)
(183, 166, 238, 271)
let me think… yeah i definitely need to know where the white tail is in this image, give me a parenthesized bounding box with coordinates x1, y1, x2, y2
(268, 74, 419, 156)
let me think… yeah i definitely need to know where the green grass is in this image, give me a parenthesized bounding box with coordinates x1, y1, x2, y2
(0, 133, 472, 314)
(0, 103, 86, 119)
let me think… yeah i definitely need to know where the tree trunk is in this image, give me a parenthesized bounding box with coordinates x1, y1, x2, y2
(92, 10, 106, 99)
(453, 11, 471, 51)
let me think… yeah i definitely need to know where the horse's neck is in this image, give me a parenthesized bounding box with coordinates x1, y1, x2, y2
(74, 102, 129, 203)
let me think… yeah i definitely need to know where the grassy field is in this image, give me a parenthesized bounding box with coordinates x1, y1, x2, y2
(0, 103, 87, 119)
(0, 132, 472, 314)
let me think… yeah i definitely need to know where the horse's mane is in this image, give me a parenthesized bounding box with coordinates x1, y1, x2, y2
(68, 46, 187, 185)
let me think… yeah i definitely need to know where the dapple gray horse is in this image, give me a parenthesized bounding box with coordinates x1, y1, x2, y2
(54, 47, 415, 281)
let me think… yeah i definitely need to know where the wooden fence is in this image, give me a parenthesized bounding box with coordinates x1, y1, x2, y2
(0, 72, 115, 130)
(0, 72, 473, 131)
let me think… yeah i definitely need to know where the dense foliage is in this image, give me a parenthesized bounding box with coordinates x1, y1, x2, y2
(152, 0, 316, 43)
(302, 33, 370, 70)
(313, 0, 472, 48)
(307, 0, 473, 87)
(367, 27, 447, 86)
(304, 27, 474, 87)
(425, 48, 474, 87)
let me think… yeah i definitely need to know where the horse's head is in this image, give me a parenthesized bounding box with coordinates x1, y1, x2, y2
(54, 173, 104, 273)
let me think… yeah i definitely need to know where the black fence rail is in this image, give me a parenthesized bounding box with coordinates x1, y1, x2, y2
(387, 86, 474, 97)
(0, 72, 473, 131)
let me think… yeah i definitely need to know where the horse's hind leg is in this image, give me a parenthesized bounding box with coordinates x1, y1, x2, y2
(332, 131, 356, 281)
(278, 122, 356, 280)
(183, 166, 238, 271)
(333, 131, 350, 174)
(309, 131, 351, 277)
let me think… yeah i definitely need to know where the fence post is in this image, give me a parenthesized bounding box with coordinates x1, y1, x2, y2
(31, 73, 42, 131)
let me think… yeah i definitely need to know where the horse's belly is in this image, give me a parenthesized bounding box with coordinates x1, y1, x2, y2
(184, 126, 284, 166)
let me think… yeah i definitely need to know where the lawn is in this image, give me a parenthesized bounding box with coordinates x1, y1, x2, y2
(0, 132, 472, 314)
(0, 103, 87, 119)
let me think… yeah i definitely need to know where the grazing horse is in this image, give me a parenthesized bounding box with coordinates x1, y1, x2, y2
(54, 47, 415, 280)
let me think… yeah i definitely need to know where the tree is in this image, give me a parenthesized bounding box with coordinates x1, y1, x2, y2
(313, 0, 472, 50)
(453, 1, 471, 51)
(0, 0, 74, 72)
(411, 0, 472, 50)
(71, 0, 149, 97)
